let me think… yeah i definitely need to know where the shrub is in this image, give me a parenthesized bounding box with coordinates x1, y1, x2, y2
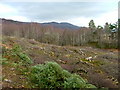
(29, 61, 96, 88)
(11, 45, 33, 64)
(64, 74, 96, 88)
(1, 57, 9, 65)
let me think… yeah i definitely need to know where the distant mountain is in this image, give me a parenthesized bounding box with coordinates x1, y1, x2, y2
(1, 18, 80, 30)
(42, 22, 80, 30)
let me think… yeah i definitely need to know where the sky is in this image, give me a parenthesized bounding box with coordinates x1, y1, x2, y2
(0, 0, 119, 27)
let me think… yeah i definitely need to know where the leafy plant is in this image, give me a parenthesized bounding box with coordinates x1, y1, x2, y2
(1, 57, 9, 65)
(11, 45, 33, 64)
(29, 61, 96, 88)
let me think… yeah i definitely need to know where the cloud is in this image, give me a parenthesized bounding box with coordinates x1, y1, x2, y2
(0, 0, 119, 2)
(94, 10, 118, 26)
(0, 3, 17, 15)
(62, 9, 118, 27)
(0, 1, 118, 26)
(17, 2, 116, 21)
(4, 16, 30, 22)
(0, 3, 30, 22)
(118, 1, 120, 19)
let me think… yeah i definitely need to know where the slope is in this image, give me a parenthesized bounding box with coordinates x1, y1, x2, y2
(1, 36, 119, 88)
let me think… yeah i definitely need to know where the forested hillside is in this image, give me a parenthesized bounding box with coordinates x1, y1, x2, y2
(1, 18, 118, 48)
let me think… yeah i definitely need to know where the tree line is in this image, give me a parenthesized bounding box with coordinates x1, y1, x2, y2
(2, 19, 118, 48)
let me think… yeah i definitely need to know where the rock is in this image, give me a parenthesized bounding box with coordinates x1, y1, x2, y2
(29, 39, 38, 44)
(57, 59, 67, 64)
(86, 57, 92, 61)
(4, 79, 12, 83)
(77, 68, 88, 74)
(10, 68, 15, 71)
(40, 47, 45, 50)
(21, 85, 24, 88)
(93, 55, 97, 59)
(13, 74, 16, 76)
(69, 50, 73, 53)
(65, 54, 71, 58)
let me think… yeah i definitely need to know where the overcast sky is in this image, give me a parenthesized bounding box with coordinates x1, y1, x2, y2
(0, 0, 119, 27)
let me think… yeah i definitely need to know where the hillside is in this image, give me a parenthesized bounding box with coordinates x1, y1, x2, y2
(1, 18, 80, 30)
(1, 36, 118, 88)
(2, 18, 118, 49)
(42, 22, 80, 30)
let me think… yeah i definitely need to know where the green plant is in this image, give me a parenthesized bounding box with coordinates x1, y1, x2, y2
(11, 45, 33, 64)
(11, 62, 18, 67)
(29, 61, 96, 88)
(1, 57, 9, 65)
(63, 74, 96, 88)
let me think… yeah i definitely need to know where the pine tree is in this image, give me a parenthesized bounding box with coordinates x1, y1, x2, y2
(89, 20, 96, 30)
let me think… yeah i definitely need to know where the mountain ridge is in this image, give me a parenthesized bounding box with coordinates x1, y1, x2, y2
(1, 18, 80, 30)
(42, 22, 80, 30)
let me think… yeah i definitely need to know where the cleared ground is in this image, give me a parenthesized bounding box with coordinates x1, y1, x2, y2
(2, 36, 119, 88)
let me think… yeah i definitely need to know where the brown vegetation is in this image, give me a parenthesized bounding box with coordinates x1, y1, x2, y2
(1, 18, 118, 49)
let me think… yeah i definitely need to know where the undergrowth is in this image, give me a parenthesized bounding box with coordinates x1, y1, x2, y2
(2, 44, 97, 88)
(28, 61, 96, 88)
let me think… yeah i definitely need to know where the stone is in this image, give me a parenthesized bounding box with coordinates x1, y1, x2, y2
(4, 79, 12, 83)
